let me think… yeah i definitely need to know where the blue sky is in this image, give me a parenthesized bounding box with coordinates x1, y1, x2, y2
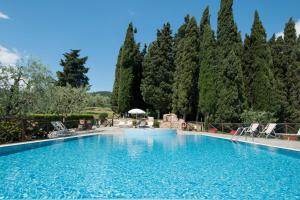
(0, 0, 299, 92)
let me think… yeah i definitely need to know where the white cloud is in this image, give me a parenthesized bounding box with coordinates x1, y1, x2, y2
(276, 19, 300, 38)
(0, 45, 20, 66)
(0, 11, 9, 19)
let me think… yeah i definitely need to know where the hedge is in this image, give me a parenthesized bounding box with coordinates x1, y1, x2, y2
(0, 114, 95, 144)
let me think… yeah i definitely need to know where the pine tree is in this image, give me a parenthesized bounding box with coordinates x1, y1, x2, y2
(172, 17, 199, 120)
(117, 23, 144, 113)
(215, 0, 245, 122)
(141, 23, 174, 118)
(247, 11, 279, 113)
(198, 14, 217, 121)
(57, 49, 89, 88)
(111, 47, 122, 112)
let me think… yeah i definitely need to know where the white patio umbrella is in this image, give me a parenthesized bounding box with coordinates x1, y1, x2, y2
(128, 108, 146, 119)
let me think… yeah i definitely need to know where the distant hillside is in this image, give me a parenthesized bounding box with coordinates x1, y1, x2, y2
(90, 91, 112, 97)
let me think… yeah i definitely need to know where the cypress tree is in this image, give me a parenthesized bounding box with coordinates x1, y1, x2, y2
(141, 23, 174, 118)
(247, 11, 279, 113)
(217, 0, 242, 54)
(242, 34, 253, 107)
(269, 35, 288, 121)
(111, 47, 122, 112)
(283, 18, 299, 121)
(172, 16, 190, 114)
(172, 17, 199, 120)
(283, 18, 300, 122)
(117, 23, 143, 113)
(198, 15, 217, 121)
(57, 49, 89, 88)
(289, 41, 300, 122)
(216, 0, 245, 122)
(199, 7, 210, 42)
(215, 50, 245, 122)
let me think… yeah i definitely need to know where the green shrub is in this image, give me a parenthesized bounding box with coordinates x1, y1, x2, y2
(240, 110, 277, 123)
(98, 113, 108, 123)
(153, 120, 160, 128)
(0, 120, 22, 144)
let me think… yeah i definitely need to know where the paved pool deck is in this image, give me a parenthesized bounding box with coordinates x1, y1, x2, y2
(178, 130, 300, 152)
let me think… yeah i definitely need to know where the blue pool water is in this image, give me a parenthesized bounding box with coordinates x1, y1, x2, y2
(0, 129, 300, 199)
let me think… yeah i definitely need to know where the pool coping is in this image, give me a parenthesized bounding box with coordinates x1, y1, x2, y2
(0, 132, 112, 156)
(179, 130, 300, 153)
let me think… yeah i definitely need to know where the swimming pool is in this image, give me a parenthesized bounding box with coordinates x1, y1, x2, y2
(0, 129, 300, 199)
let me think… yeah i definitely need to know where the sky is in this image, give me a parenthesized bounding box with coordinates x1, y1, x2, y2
(0, 0, 300, 92)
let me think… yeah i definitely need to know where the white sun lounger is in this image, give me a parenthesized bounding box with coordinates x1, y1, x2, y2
(259, 123, 277, 138)
(49, 121, 71, 138)
(232, 123, 259, 141)
(240, 123, 259, 137)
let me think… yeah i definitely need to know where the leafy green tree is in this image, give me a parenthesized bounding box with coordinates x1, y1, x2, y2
(57, 49, 89, 88)
(0, 60, 54, 117)
(117, 23, 144, 113)
(247, 11, 279, 113)
(215, 0, 245, 122)
(141, 23, 174, 118)
(48, 85, 88, 119)
(172, 17, 199, 120)
(198, 16, 217, 121)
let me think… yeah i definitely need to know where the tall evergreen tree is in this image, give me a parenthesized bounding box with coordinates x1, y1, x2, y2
(57, 49, 89, 88)
(289, 41, 300, 122)
(247, 11, 279, 113)
(117, 23, 144, 113)
(141, 23, 174, 118)
(269, 35, 288, 121)
(217, 0, 242, 54)
(283, 18, 299, 121)
(198, 14, 217, 121)
(111, 47, 122, 112)
(199, 7, 210, 42)
(172, 15, 190, 114)
(215, 0, 245, 122)
(172, 17, 199, 120)
(215, 50, 245, 122)
(242, 34, 253, 107)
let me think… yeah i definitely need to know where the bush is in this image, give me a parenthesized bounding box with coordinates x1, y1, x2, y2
(98, 113, 108, 123)
(241, 110, 277, 123)
(0, 120, 22, 144)
(153, 120, 160, 128)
